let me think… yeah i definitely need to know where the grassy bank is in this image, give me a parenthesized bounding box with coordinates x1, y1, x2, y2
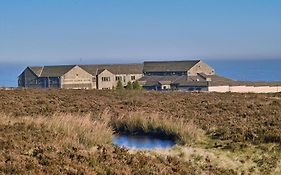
(0, 113, 113, 148)
(148, 142, 281, 175)
(111, 112, 205, 145)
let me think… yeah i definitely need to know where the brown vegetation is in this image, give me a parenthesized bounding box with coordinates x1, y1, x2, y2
(1, 89, 281, 144)
(1, 89, 281, 174)
(0, 113, 234, 174)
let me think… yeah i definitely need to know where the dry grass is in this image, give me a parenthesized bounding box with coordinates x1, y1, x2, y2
(0, 113, 113, 148)
(2, 89, 281, 145)
(147, 142, 281, 175)
(273, 159, 281, 175)
(2, 113, 229, 174)
(111, 112, 205, 145)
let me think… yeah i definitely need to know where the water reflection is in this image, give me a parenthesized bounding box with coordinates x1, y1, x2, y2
(113, 134, 176, 149)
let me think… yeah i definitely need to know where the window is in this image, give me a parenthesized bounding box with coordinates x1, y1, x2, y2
(115, 76, 122, 81)
(102, 77, 110, 82)
(131, 76, 135, 80)
(188, 87, 195, 91)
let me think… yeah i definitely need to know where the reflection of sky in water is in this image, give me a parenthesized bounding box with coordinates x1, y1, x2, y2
(113, 135, 175, 149)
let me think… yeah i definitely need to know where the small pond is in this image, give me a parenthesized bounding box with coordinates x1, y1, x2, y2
(113, 134, 176, 149)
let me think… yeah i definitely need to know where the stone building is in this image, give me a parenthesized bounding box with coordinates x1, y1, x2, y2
(139, 60, 281, 93)
(18, 64, 143, 89)
(80, 64, 143, 89)
(139, 60, 216, 91)
(18, 60, 281, 93)
(17, 60, 219, 90)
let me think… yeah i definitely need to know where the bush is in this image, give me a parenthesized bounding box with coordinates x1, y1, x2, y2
(133, 81, 142, 90)
(126, 81, 133, 90)
(116, 80, 124, 90)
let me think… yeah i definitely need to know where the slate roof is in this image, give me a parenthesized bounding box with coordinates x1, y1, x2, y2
(174, 76, 209, 86)
(139, 74, 240, 87)
(29, 66, 43, 77)
(27, 64, 143, 77)
(158, 81, 172, 85)
(28, 65, 76, 77)
(41, 65, 76, 77)
(139, 75, 182, 86)
(80, 64, 143, 75)
(143, 60, 200, 73)
(140, 73, 281, 87)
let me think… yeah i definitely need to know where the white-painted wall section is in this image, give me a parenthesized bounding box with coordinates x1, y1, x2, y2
(208, 86, 281, 93)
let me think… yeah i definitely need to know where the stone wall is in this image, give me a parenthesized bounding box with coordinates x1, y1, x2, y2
(97, 69, 115, 89)
(61, 66, 94, 89)
(188, 61, 215, 76)
(18, 68, 40, 88)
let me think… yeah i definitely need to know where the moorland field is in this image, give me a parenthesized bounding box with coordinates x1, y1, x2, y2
(0, 89, 281, 174)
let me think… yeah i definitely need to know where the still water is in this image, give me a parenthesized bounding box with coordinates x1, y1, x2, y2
(113, 134, 176, 149)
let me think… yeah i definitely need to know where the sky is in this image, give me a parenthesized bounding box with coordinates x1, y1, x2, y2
(0, 0, 281, 65)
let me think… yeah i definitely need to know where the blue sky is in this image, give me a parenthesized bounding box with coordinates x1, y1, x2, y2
(0, 0, 280, 65)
